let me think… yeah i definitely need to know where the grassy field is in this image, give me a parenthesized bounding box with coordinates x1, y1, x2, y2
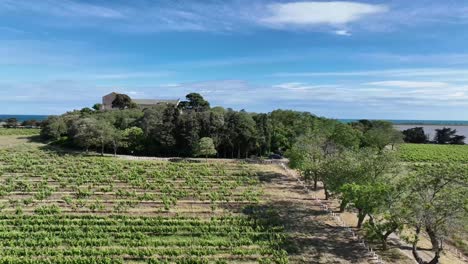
(399, 143, 468, 163)
(0, 128, 40, 136)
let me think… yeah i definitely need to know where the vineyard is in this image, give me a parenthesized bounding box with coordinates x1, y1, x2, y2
(0, 141, 288, 263)
(399, 143, 468, 163)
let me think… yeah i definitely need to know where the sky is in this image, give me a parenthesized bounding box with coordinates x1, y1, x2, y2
(1, 0, 468, 120)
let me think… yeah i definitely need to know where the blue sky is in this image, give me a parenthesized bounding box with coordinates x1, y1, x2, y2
(1, 0, 468, 120)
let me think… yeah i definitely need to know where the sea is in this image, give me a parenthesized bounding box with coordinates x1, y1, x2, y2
(0, 115, 49, 122)
(340, 119, 468, 143)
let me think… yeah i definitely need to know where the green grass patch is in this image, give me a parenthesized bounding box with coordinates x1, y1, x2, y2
(0, 128, 40, 136)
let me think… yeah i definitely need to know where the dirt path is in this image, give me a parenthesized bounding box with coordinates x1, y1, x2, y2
(256, 165, 375, 263)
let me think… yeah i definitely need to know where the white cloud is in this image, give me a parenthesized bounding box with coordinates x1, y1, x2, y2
(261, 1, 387, 26)
(0, 0, 124, 19)
(366, 80, 449, 88)
(272, 68, 468, 78)
(334, 29, 351, 36)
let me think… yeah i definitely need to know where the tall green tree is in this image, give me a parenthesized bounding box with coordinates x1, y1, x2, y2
(178, 93, 210, 112)
(195, 137, 217, 158)
(402, 127, 428, 143)
(41, 116, 67, 140)
(112, 94, 133, 110)
(434, 127, 466, 145)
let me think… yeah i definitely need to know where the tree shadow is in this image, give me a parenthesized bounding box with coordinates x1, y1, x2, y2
(18, 135, 43, 143)
(240, 201, 370, 263)
(256, 171, 284, 183)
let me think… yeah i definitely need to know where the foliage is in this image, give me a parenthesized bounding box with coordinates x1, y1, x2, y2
(178, 93, 210, 112)
(112, 94, 134, 110)
(400, 164, 468, 264)
(40, 116, 67, 140)
(434, 127, 466, 144)
(402, 127, 428, 143)
(41, 94, 404, 158)
(195, 137, 217, 158)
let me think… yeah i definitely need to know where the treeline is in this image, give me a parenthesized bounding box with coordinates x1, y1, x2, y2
(288, 130, 467, 264)
(40, 93, 404, 158)
(402, 127, 466, 144)
(1, 118, 42, 128)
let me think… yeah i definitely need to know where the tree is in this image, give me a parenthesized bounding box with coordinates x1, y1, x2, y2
(450, 135, 466, 145)
(329, 122, 362, 150)
(178, 93, 210, 112)
(286, 134, 329, 192)
(362, 126, 403, 150)
(92, 103, 102, 111)
(122, 127, 145, 154)
(71, 118, 100, 152)
(401, 165, 468, 264)
(109, 127, 124, 156)
(5, 118, 18, 128)
(195, 137, 217, 158)
(141, 105, 178, 156)
(40, 116, 67, 140)
(434, 127, 465, 144)
(112, 94, 133, 110)
(338, 149, 397, 227)
(402, 127, 428, 143)
(80, 107, 94, 116)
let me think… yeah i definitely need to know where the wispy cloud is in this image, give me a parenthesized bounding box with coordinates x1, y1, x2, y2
(260, 1, 387, 27)
(334, 29, 351, 36)
(366, 81, 449, 89)
(273, 68, 468, 78)
(0, 0, 124, 19)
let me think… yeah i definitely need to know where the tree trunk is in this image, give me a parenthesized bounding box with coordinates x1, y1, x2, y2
(237, 145, 241, 159)
(101, 142, 105, 156)
(357, 209, 366, 228)
(324, 184, 330, 200)
(382, 229, 395, 250)
(339, 199, 348, 213)
(412, 226, 442, 264)
(426, 227, 443, 264)
(313, 173, 318, 191)
(412, 227, 425, 264)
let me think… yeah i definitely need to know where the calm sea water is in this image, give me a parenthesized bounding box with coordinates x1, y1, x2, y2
(0, 115, 49, 122)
